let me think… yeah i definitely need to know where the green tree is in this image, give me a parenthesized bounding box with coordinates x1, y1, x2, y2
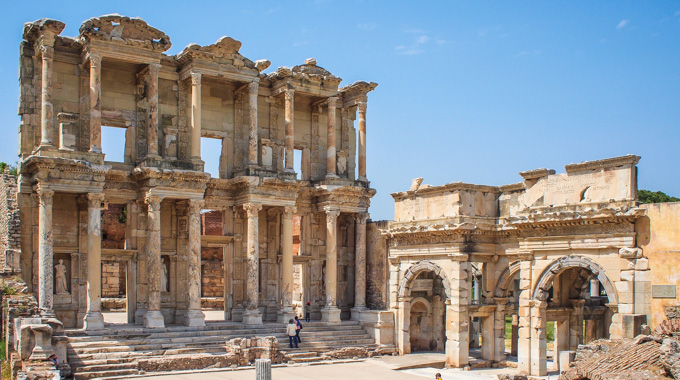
(638, 190, 680, 204)
(0, 162, 17, 176)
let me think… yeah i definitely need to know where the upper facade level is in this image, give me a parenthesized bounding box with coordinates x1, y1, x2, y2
(390, 155, 641, 227)
(18, 15, 377, 185)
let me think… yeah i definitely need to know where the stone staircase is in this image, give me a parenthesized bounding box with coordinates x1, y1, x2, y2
(64, 320, 379, 379)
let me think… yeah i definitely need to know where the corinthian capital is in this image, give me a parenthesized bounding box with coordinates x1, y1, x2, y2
(87, 193, 106, 208)
(191, 72, 202, 86)
(37, 188, 54, 206)
(243, 203, 262, 218)
(188, 199, 205, 215)
(357, 102, 367, 114)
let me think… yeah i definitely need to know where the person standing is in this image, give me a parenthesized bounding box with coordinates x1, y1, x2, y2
(287, 319, 298, 348)
(304, 302, 311, 322)
(294, 316, 303, 343)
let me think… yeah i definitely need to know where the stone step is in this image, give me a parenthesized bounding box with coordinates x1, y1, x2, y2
(67, 337, 376, 361)
(74, 369, 140, 380)
(64, 321, 360, 338)
(74, 362, 138, 373)
(67, 332, 371, 352)
(67, 328, 369, 347)
(69, 342, 377, 365)
(286, 351, 319, 359)
(65, 325, 363, 343)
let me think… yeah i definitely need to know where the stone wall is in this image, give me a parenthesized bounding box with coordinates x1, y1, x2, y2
(101, 262, 125, 298)
(638, 202, 680, 328)
(201, 246, 223, 297)
(201, 210, 222, 236)
(366, 221, 388, 310)
(0, 170, 20, 273)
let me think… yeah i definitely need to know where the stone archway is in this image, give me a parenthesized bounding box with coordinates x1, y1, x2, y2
(494, 260, 521, 298)
(396, 260, 451, 356)
(532, 255, 618, 304)
(397, 260, 452, 299)
(528, 255, 620, 376)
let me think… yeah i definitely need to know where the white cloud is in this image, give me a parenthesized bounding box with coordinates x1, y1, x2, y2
(416, 35, 430, 44)
(617, 20, 628, 29)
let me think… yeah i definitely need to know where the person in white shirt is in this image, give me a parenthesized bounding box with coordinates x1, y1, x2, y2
(287, 319, 299, 348)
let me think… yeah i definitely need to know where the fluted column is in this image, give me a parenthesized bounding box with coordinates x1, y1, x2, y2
(243, 203, 263, 325)
(351, 212, 368, 320)
(186, 199, 206, 326)
(89, 53, 102, 153)
(321, 207, 341, 323)
(326, 96, 338, 178)
(284, 89, 295, 172)
(144, 194, 165, 328)
(147, 63, 161, 158)
(84, 193, 105, 330)
(357, 102, 367, 181)
(278, 206, 296, 322)
(248, 81, 259, 167)
(39, 45, 55, 148)
(37, 188, 55, 318)
(190, 72, 202, 160)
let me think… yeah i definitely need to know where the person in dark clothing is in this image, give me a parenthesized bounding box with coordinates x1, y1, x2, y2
(294, 315, 303, 343)
(304, 302, 311, 322)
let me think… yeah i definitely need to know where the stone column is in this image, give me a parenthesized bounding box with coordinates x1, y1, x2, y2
(351, 212, 368, 320)
(284, 89, 295, 172)
(278, 206, 296, 322)
(445, 259, 470, 368)
(321, 207, 341, 323)
(89, 53, 102, 153)
(569, 299, 585, 349)
(357, 102, 367, 181)
(493, 298, 509, 362)
(84, 193, 105, 330)
(39, 45, 55, 148)
(144, 194, 165, 328)
(243, 203, 263, 325)
(530, 300, 548, 376)
(554, 319, 570, 371)
(248, 81, 259, 167)
(326, 96, 338, 178)
(37, 188, 55, 318)
(186, 199, 206, 326)
(190, 72, 202, 160)
(517, 258, 533, 373)
(147, 63, 161, 158)
(511, 314, 519, 357)
(590, 278, 600, 298)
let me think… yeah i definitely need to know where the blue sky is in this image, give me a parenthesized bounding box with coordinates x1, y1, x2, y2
(2, 1, 679, 220)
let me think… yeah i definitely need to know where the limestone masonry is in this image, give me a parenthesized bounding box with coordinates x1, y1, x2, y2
(2, 13, 679, 380)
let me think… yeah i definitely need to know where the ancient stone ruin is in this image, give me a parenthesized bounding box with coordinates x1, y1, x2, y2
(2, 13, 679, 380)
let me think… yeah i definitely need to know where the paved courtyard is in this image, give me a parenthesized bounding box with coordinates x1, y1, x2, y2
(132, 354, 527, 380)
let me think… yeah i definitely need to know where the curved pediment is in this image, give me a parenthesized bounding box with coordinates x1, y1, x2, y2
(177, 36, 268, 71)
(79, 14, 171, 52)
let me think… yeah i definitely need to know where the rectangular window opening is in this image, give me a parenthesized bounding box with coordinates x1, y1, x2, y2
(201, 137, 222, 179)
(294, 148, 303, 179)
(101, 126, 126, 163)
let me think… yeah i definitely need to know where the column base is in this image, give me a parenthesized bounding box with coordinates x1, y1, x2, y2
(243, 309, 263, 325)
(144, 310, 165, 328)
(321, 306, 342, 324)
(278, 307, 296, 323)
(358, 176, 368, 182)
(39, 309, 56, 319)
(325, 173, 338, 179)
(89, 145, 102, 154)
(185, 310, 206, 327)
(83, 311, 104, 330)
(350, 306, 368, 321)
